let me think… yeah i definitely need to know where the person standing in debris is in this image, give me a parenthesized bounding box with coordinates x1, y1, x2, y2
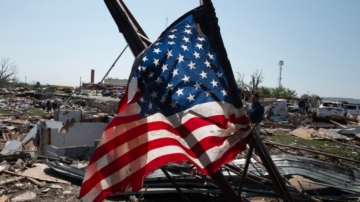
(57, 102, 61, 111)
(41, 101, 46, 111)
(247, 93, 264, 135)
(52, 101, 57, 112)
(305, 99, 310, 114)
(298, 100, 305, 114)
(46, 100, 51, 112)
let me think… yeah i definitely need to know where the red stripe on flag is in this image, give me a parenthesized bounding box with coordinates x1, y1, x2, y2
(90, 115, 230, 165)
(105, 114, 141, 131)
(229, 114, 250, 125)
(81, 126, 250, 198)
(85, 137, 250, 202)
(116, 90, 142, 113)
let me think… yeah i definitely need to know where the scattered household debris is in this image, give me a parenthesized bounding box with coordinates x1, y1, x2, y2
(0, 94, 358, 201)
(289, 127, 347, 140)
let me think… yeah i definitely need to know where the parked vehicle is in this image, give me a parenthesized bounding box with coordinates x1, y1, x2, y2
(316, 101, 346, 119)
(80, 92, 90, 96)
(286, 103, 299, 112)
(115, 92, 124, 99)
(102, 91, 113, 97)
(344, 104, 360, 115)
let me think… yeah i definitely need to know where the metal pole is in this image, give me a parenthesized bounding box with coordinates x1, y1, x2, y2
(104, 0, 147, 57)
(252, 131, 294, 202)
(237, 144, 254, 197)
(99, 45, 128, 84)
(201, 0, 241, 200)
(161, 168, 190, 202)
(211, 170, 242, 202)
(278, 60, 284, 87)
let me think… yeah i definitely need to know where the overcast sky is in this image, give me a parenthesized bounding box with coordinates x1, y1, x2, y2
(1, 1, 359, 98)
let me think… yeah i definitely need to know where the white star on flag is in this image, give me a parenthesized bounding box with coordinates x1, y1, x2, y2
(177, 54, 184, 63)
(211, 79, 218, 87)
(181, 75, 190, 84)
(187, 94, 195, 102)
(162, 64, 168, 72)
(176, 88, 184, 96)
(153, 48, 161, 54)
(200, 71, 207, 79)
(188, 61, 196, 69)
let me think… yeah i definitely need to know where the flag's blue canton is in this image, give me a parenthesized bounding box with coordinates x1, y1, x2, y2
(133, 15, 233, 118)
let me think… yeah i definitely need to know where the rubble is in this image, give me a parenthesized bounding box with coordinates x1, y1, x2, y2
(11, 191, 36, 202)
(289, 127, 346, 140)
(0, 93, 357, 201)
(0, 91, 118, 201)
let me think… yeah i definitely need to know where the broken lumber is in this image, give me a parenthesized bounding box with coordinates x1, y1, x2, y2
(4, 170, 42, 187)
(355, 134, 360, 142)
(263, 141, 360, 164)
(0, 176, 24, 185)
(284, 178, 322, 202)
(10, 109, 23, 114)
(26, 177, 42, 187)
(0, 153, 31, 162)
(0, 195, 10, 202)
(262, 122, 297, 129)
(329, 120, 348, 129)
(331, 114, 358, 123)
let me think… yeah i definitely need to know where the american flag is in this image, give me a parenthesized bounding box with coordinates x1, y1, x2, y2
(80, 4, 253, 202)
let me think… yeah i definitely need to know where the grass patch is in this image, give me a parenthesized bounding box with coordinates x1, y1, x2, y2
(264, 132, 360, 168)
(0, 108, 46, 117)
(0, 108, 12, 115)
(28, 109, 46, 117)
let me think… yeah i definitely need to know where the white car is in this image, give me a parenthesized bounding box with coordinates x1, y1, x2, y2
(286, 103, 299, 112)
(344, 104, 360, 116)
(316, 102, 346, 118)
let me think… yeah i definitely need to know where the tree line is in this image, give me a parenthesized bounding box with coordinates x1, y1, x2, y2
(0, 58, 43, 88)
(237, 69, 313, 99)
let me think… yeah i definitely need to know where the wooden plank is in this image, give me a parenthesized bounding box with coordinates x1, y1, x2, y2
(355, 134, 360, 142)
(0, 176, 24, 185)
(331, 114, 358, 123)
(329, 120, 348, 129)
(3, 170, 42, 187)
(0, 195, 11, 202)
(26, 177, 42, 187)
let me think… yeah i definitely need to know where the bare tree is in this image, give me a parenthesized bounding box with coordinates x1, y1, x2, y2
(249, 69, 264, 94)
(0, 58, 19, 87)
(28, 80, 37, 86)
(236, 73, 250, 92)
(236, 69, 264, 94)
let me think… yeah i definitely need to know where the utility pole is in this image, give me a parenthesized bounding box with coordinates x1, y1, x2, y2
(80, 77, 81, 93)
(25, 76, 26, 88)
(278, 60, 284, 88)
(165, 12, 168, 28)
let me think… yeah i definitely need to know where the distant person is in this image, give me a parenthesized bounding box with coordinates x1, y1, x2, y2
(46, 100, 51, 112)
(57, 102, 61, 111)
(247, 93, 265, 135)
(52, 101, 57, 112)
(305, 100, 310, 114)
(298, 100, 305, 114)
(41, 101, 46, 111)
(245, 94, 249, 102)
